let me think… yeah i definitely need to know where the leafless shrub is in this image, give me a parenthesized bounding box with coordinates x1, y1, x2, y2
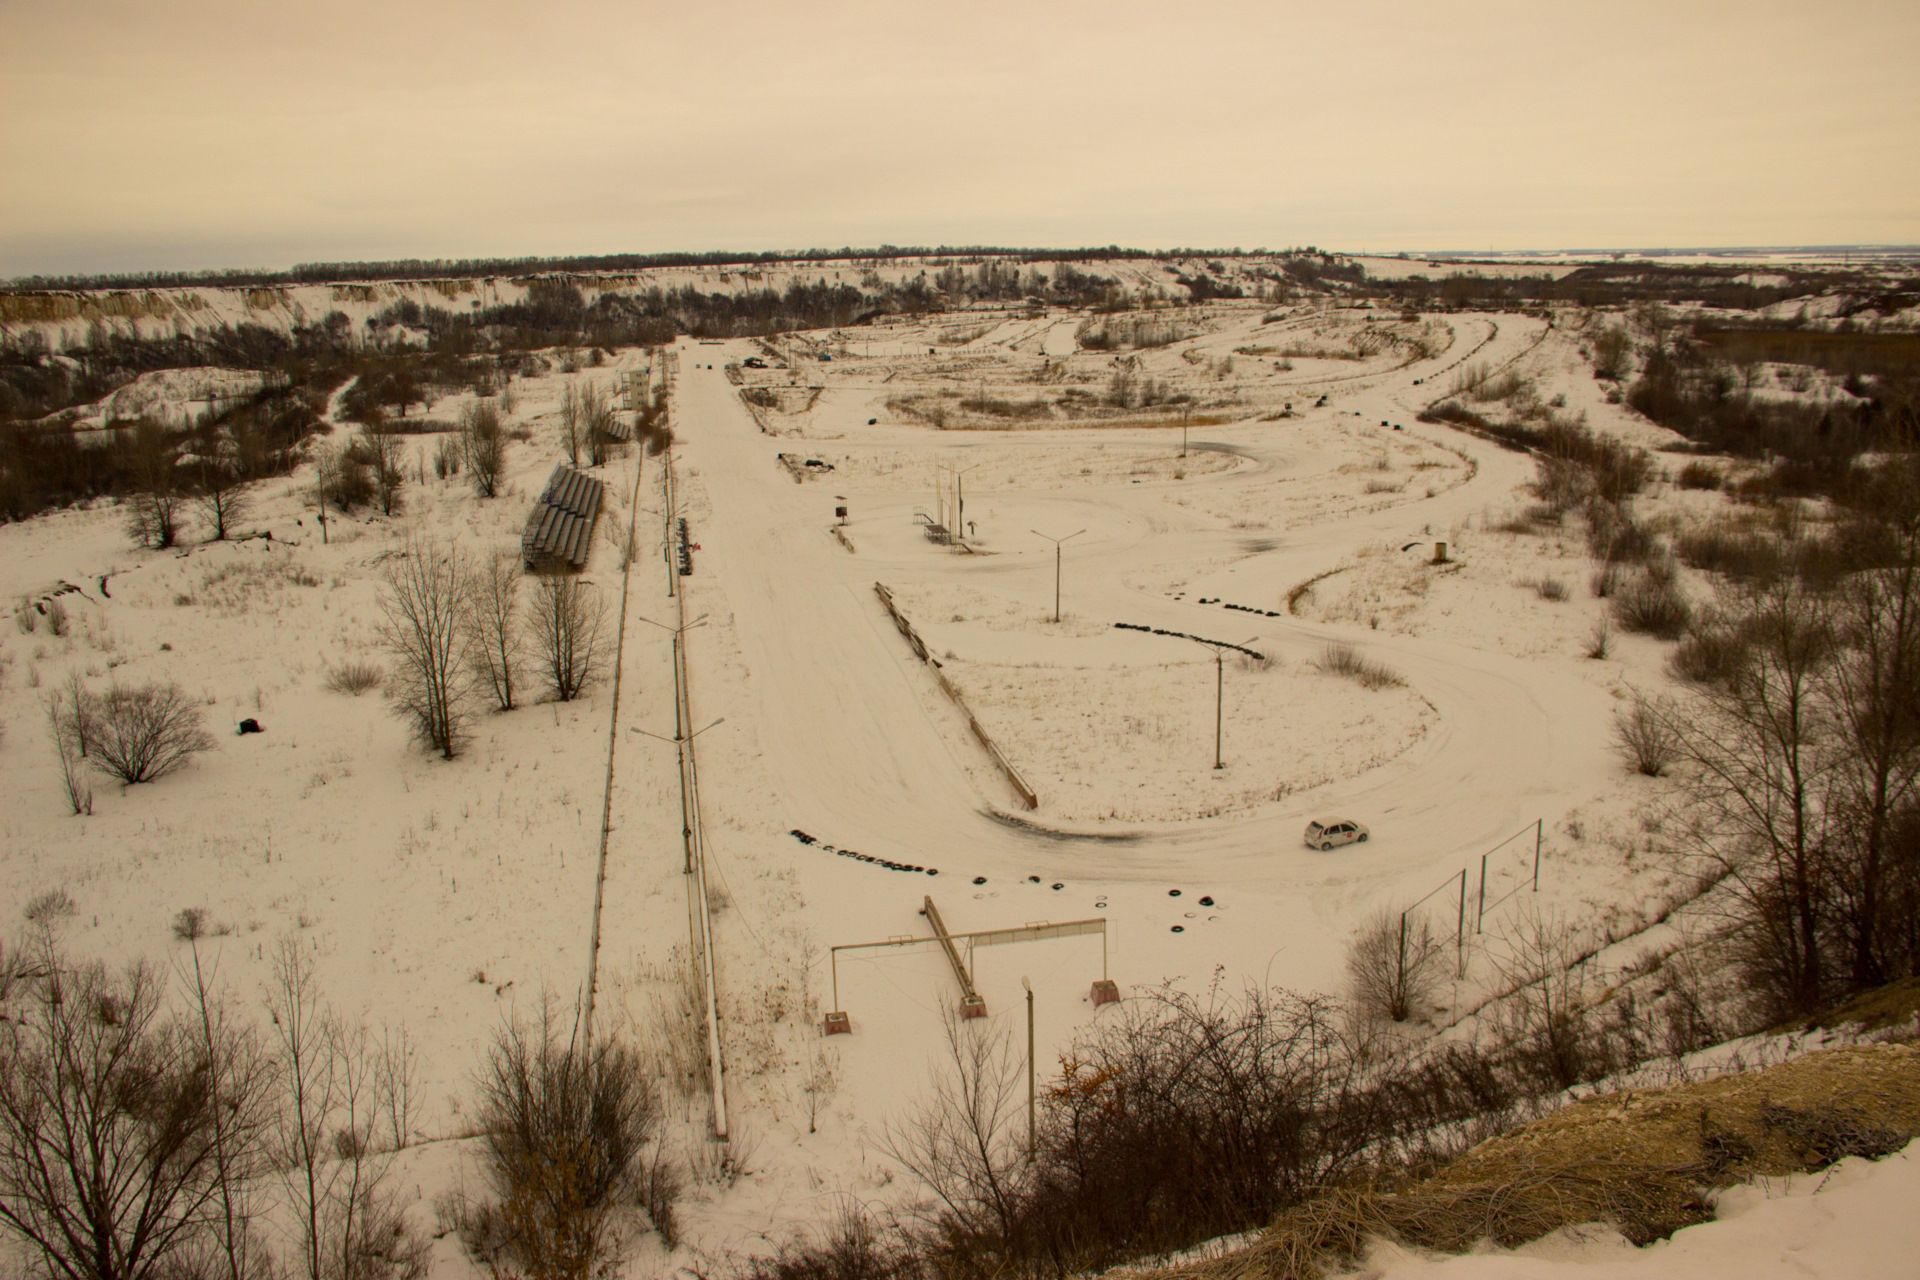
(13, 598, 36, 634)
(1516, 576, 1567, 602)
(462, 402, 508, 499)
(1591, 324, 1632, 380)
(530, 575, 604, 703)
(1584, 615, 1612, 660)
(324, 662, 385, 696)
(1487, 906, 1611, 1091)
(1347, 907, 1446, 1024)
(43, 600, 69, 637)
(1586, 499, 1656, 563)
(1674, 521, 1794, 584)
(1315, 641, 1405, 689)
(1676, 460, 1722, 490)
(322, 443, 375, 511)
(377, 539, 473, 758)
(87, 681, 216, 784)
(473, 1002, 663, 1277)
(1612, 566, 1692, 639)
(738, 1203, 918, 1280)
(466, 550, 526, 712)
(1590, 561, 1620, 598)
(432, 434, 461, 480)
(21, 888, 75, 924)
(1669, 612, 1752, 686)
(1612, 690, 1681, 776)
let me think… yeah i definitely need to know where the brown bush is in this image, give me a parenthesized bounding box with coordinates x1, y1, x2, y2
(87, 681, 215, 784)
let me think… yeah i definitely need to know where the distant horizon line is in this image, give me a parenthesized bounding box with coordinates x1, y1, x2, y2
(8, 242, 1918, 290)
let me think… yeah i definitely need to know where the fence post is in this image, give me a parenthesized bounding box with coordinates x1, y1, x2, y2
(1396, 910, 1408, 1008)
(1477, 851, 1488, 934)
(1533, 818, 1543, 892)
(1456, 868, 1467, 976)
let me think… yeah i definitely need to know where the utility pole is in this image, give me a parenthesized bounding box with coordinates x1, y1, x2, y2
(1191, 637, 1257, 770)
(1030, 528, 1085, 623)
(1181, 405, 1189, 458)
(1022, 975, 1035, 1164)
(953, 462, 981, 541)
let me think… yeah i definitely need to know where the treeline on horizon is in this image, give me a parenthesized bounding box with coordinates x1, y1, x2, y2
(2, 243, 1237, 293)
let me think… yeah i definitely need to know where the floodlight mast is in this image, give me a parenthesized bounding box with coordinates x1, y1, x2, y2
(1190, 636, 1258, 769)
(1031, 528, 1086, 622)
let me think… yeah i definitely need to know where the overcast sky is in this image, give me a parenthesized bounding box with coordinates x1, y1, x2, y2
(3, 0, 1916, 278)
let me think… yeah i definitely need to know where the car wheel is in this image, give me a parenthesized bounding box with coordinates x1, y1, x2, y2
(1358, 833, 1369, 843)
(1321, 841, 1334, 851)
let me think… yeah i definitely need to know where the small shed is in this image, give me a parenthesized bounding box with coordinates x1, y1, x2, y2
(522, 463, 604, 570)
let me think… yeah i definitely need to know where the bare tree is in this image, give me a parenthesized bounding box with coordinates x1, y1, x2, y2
(529, 576, 604, 703)
(377, 540, 473, 759)
(88, 681, 216, 784)
(46, 677, 94, 814)
(267, 941, 426, 1280)
(466, 550, 526, 713)
(1670, 578, 1837, 1016)
(179, 941, 277, 1280)
(1825, 524, 1920, 990)
(125, 419, 183, 549)
(0, 940, 233, 1280)
(581, 384, 615, 468)
(463, 402, 508, 500)
(1347, 906, 1445, 1024)
(197, 456, 252, 541)
(364, 419, 405, 518)
(558, 385, 584, 468)
(1487, 905, 1605, 1090)
(882, 1008, 1029, 1251)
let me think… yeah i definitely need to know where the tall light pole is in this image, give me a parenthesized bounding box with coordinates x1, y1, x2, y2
(1031, 529, 1085, 623)
(952, 462, 981, 540)
(1021, 975, 1035, 1164)
(1191, 637, 1257, 770)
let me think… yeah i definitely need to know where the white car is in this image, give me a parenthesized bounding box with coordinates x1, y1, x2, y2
(1304, 819, 1369, 851)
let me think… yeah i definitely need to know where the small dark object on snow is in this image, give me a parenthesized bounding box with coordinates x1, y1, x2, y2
(237, 719, 263, 735)
(1171, 925, 1185, 933)
(868, 417, 877, 425)
(1028, 875, 1041, 883)
(1198, 895, 1214, 906)
(1051, 882, 1063, 890)
(973, 875, 987, 885)
(1168, 889, 1181, 897)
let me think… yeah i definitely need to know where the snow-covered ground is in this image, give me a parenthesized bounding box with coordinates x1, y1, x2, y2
(0, 300, 1895, 1274)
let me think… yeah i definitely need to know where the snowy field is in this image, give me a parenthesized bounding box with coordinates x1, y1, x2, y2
(0, 296, 1887, 1274)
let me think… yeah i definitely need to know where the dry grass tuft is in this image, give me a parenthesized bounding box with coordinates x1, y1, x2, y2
(324, 661, 384, 696)
(1314, 642, 1404, 690)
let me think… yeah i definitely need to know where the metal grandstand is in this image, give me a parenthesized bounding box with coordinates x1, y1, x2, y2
(522, 463, 604, 570)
